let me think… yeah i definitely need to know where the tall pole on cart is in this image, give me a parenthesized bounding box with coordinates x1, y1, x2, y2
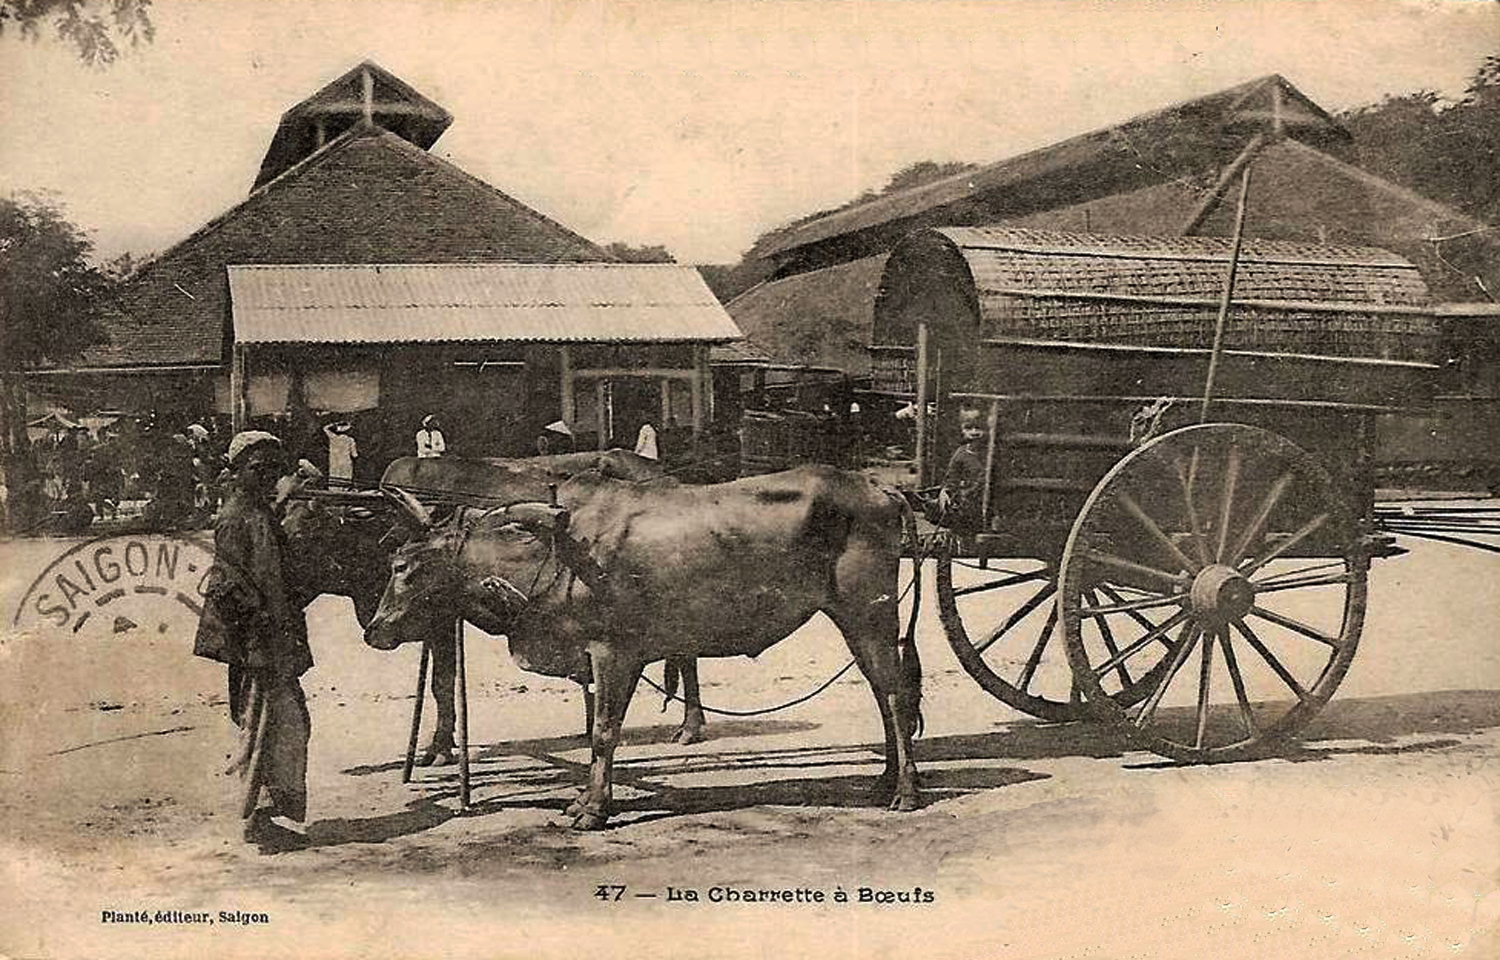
(1200, 164, 1253, 424)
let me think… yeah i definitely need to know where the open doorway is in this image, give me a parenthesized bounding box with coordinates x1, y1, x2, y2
(607, 377, 659, 451)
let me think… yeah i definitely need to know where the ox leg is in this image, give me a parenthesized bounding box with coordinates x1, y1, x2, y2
(567, 646, 643, 831)
(418, 627, 457, 767)
(674, 659, 706, 745)
(834, 611, 922, 813)
(583, 682, 595, 741)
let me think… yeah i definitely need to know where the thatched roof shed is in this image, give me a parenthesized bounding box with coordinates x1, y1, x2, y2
(870, 227, 1441, 396)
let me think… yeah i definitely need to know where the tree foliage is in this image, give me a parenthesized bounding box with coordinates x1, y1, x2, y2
(883, 160, 982, 194)
(0, 0, 153, 65)
(0, 192, 111, 369)
(1339, 55, 1500, 225)
(601, 242, 676, 263)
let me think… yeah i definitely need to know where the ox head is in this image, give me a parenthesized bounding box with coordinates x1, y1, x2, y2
(282, 496, 407, 628)
(364, 488, 570, 651)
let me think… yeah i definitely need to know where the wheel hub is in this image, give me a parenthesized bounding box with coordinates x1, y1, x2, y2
(1189, 564, 1254, 622)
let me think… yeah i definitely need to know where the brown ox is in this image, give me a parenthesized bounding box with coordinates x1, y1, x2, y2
(282, 451, 708, 762)
(365, 465, 922, 830)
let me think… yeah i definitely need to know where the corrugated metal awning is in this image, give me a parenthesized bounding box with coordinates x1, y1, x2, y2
(228, 263, 743, 345)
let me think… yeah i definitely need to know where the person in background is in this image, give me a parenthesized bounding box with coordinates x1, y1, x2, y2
(634, 419, 660, 461)
(83, 429, 124, 521)
(415, 415, 446, 459)
(194, 431, 314, 852)
(535, 420, 573, 456)
(322, 420, 358, 482)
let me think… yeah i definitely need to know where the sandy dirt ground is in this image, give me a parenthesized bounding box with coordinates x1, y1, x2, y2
(0, 513, 1496, 960)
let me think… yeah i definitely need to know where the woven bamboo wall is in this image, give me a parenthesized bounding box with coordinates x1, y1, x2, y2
(942, 228, 1440, 360)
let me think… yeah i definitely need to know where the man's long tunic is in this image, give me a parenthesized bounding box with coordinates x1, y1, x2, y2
(194, 485, 314, 822)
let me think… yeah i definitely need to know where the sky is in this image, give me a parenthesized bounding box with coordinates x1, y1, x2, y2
(1, 0, 1496, 265)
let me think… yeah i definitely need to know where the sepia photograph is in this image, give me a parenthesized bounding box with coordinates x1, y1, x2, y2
(1, 1, 1497, 957)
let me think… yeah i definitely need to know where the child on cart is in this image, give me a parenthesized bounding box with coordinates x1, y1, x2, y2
(936, 406, 988, 531)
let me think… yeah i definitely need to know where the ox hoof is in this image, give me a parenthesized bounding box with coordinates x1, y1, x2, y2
(416, 745, 456, 767)
(888, 793, 921, 813)
(570, 808, 610, 831)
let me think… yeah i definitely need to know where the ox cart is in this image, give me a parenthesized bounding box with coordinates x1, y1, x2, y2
(871, 226, 1468, 764)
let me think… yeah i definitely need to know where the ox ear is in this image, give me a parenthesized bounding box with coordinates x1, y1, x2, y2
(381, 485, 432, 529)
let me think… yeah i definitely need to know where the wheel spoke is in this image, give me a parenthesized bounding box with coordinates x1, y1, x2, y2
(1081, 548, 1188, 589)
(974, 583, 1056, 656)
(1254, 559, 1346, 586)
(1194, 627, 1216, 749)
(1239, 512, 1329, 576)
(1016, 599, 1061, 693)
(1092, 608, 1191, 681)
(1134, 623, 1201, 730)
(1216, 445, 1242, 563)
(1218, 624, 1258, 739)
(1232, 618, 1311, 703)
(1119, 492, 1200, 574)
(952, 568, 1051, 598)
(1086, 589, 1132, 689)
(1248, 603, 1342, 649)
(1227, 471, 1295, 567)
(1096, 582, 1173, 636)
(1173, 452, 1212, 567)
(1080, 590, 1187, 617)
(1252, 571, 1357, 594)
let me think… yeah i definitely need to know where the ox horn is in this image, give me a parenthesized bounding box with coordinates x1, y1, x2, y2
(503, 501, 570, 534)
(381, 485, 433, 529)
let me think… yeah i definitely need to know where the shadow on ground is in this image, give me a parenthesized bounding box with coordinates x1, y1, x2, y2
(340, 718, 821, 777)
(320, 689, 1496, 842)
(1114, 689, 1498, 768)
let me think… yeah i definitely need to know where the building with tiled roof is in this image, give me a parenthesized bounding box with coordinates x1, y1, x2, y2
(31, 62, 741, 471)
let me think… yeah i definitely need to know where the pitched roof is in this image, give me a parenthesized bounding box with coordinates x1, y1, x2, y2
(228, 263, 742, 344)
(726, 255, 889, 373)
(79, 126, 612, 368)
(761, 75, 1347, 261)
(254, 61, 453, 189)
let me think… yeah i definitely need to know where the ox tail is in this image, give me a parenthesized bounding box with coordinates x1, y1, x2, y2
(661, 658, 680, 712)
(892, 489, 925, 739)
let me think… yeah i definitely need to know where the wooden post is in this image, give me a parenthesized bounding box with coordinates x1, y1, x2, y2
(595, 379, 609, 450)
(454, 620, 470, 810)
(660, 378, 672, 425)
(1180, 133, 1265, 237)
(699, 344, 714, 425)
(230, 343, 248, 432)
(980, 398, 1001, 531)
(690, 355, 704, 438)
(1201, 165, 1254, 423)
(402, 642, 431, 784)
(914, 323, 931, 487)
(559, 345, 575, 424)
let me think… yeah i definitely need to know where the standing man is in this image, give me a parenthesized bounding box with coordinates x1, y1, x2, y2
(535, 420, 573, 455)
(323, 421, 358, 482)
(634, 419, 660, 461)
(194, 431, 314, 851)
(415, 415, 446, 459)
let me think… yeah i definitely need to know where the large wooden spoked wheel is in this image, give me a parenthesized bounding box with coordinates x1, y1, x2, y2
(936, 543, 1172, 723)
(1058, 423, 1368, 762)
